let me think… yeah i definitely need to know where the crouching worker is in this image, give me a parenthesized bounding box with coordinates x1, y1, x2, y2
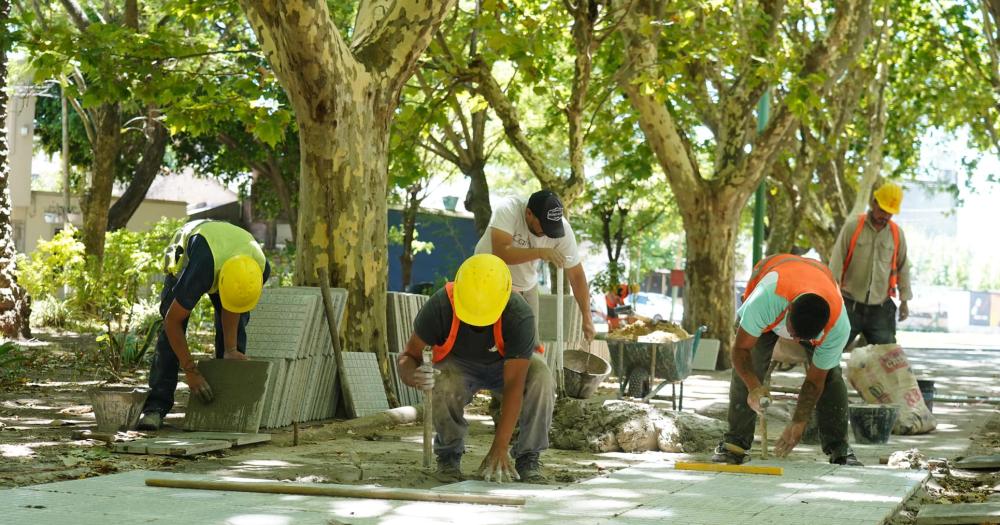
(137, 220, 270, 430)
(398, 254, 555, 483)
(713, 254, 860, 466)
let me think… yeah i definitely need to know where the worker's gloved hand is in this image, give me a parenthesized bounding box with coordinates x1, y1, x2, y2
(774, 420, 806, 457)
(898, 300, 909, 322)
(223, 349, 247, 360)
(537, 248, 565, 268)
(747, 384, 771, 414)
(478, 447, 520, 483)
(414, 362, 440, 392)
(185, 370, 214, 403)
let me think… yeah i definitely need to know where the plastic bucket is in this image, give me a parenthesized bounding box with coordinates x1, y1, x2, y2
(89, 387, 149, 432)
(848, 404, 899, 444)
(916, 379, 936, 413)
(563, 349, 611, 399)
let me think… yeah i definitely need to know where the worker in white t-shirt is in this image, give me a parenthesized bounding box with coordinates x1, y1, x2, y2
(474, 190, 596, 345)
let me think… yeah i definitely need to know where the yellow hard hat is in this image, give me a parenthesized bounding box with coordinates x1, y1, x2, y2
(873, 182, 903, 215)
(453, 254, 511, 326)
(218, 255, 264, 313)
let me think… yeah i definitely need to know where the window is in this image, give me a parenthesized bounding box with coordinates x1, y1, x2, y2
(12, 221, 24, 253)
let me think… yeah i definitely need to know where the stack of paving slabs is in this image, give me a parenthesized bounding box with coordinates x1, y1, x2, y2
(245, 286, 347, 428)
(386, 292, 430, 355)
(388, 352, 424, 407)
(538, 294, 583, 347)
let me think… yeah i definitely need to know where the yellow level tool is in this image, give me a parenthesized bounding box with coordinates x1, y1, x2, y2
(675, 461, 783, 476)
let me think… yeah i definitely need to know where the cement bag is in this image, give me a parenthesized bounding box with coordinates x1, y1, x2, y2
(847, 344, 936, 434)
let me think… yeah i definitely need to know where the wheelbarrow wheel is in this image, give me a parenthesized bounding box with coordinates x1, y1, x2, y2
(625, 367, 651, 398)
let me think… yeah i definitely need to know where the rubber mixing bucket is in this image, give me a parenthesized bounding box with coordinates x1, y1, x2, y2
(848, 404, 899, 444)
(563, 349, 611, 399)
(89, 387, 149, 432)
(916, 379, 936, 413)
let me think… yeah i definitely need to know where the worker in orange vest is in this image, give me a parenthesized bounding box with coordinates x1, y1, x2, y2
(712, 254, 860, 466)
(398, 254, 554, 484)
(828, 182, 912, 347)
(605, 283, 630, 330)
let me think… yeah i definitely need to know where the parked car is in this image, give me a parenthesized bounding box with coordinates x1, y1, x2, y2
(632, 292, 681, 323)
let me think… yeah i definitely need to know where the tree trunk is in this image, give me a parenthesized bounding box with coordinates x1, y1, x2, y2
(681, 196, 741, 370)
(463, 161, 491, 236)
(294, 113, 394, 405)
(239, 0, 455, 413)
(400, 187, 420, 289)
(0, 0, 31, 338)
(107, 111, 168, 231)
(80, 104, 120, 266)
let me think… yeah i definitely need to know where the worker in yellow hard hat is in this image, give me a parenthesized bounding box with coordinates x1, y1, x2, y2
(399, 254, 555, 484)
(828, 182, 912, 350)
(138, 220, 270, 430)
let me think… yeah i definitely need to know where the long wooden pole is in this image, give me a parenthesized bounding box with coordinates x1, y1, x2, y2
(144, 478, 526, 506)
(422, 347, 433, 468)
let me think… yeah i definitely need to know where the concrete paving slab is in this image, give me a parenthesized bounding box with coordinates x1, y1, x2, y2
(183, 359, 271, 433)
(164, 432, 271, 446)
(915, 502, 1000, 524)
(341, 351, 390, 418)
(112, 437, 232, 456)
(953, 454, 1000, 469)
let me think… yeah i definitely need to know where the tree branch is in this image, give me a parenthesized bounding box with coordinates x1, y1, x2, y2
(58, 0, 90, 31)
(737, 0, 871, 196)
(352, 0, 457, 101)
(469, 58, 561, 189)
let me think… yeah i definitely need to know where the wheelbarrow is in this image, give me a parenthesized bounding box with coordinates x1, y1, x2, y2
(607, 325, 707, 409)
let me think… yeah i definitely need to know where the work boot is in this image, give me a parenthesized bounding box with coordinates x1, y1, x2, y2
(711, 442, 750, 465)
(830, 452, 864, 466)
(515, 453, 547, 483)
(136, 412, 162, 431)
(434, 456, 463, 483)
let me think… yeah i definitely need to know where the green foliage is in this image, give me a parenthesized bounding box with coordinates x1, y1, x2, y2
(29, 296, 74, 330)
(590, 262, 628, 297)
(388, 224, 435, 255)
(20, 218, 184, 371)
(0, 341, 26, 383)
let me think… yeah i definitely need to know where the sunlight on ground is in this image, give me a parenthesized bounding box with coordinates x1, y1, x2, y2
(224, 514, 292, 525)
(0, 444, 35, 457)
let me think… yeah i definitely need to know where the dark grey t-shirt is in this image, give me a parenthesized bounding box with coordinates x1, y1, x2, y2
(413, 287, 538, 364)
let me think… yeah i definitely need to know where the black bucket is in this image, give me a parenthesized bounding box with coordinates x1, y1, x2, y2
(916, 379, 935, 413)
(848, 404, 899, 444)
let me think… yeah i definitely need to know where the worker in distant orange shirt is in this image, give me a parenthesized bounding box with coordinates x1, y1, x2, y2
(605, 284, 630, 330)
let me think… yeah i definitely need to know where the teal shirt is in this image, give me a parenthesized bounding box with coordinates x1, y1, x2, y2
(737, 271, 849, 370)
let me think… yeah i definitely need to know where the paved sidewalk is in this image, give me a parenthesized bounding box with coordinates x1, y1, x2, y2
(0, 462, 925, 525)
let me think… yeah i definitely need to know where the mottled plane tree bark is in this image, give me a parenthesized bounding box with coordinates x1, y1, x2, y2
(237, 0, 456, 393)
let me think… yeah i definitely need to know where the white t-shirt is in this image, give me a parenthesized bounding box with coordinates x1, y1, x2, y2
(474, 196, 580, 292)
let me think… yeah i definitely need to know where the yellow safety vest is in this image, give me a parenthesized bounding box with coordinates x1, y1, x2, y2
(163, 220, 266, 294)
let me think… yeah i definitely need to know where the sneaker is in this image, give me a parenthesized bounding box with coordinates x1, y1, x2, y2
(830, 453, 864, 466)
(136, 412, 162, 431)
(434, 457, 463, 483)
(711, 442, 750, 465)
(515, 453, 547, 483)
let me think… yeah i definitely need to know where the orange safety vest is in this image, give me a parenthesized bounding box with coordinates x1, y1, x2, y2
(430, 282, 544, 363)
(841, 214, 901, 298)
(743, 254, 843, 347)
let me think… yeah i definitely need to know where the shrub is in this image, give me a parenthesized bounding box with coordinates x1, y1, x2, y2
(29, 296, 75, 330)
(20, 218, 185, 373)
